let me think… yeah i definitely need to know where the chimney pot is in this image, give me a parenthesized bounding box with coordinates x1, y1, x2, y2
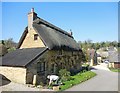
(70, 31, 73, 35)
(31, 8, 34, 12)
(70, 29, 73, 35)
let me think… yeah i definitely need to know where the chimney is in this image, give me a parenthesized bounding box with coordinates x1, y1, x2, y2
(28, 8, 37, 30)
(31, 8, 34, 12)
(69, 29, 73, 36)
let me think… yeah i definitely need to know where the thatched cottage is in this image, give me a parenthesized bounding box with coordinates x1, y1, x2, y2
(0, 8, 84, 85)
(108, 49, 120, 68)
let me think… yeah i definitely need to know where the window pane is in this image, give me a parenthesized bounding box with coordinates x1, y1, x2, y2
(34, 34, 38, 40)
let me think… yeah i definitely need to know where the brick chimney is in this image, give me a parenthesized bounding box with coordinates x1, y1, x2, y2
(28, 8, 37, 30)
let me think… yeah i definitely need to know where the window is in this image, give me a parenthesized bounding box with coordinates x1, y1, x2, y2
(51, 64, 57, 74)
(51, 64, 54, 73)
(37, 62, 45, 73)
(34, 34, 38, 40)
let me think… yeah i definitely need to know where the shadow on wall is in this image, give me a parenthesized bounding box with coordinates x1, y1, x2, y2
(0, 74, 11, 86)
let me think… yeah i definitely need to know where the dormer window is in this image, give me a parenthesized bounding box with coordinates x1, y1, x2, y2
(34, 34, 38, 40)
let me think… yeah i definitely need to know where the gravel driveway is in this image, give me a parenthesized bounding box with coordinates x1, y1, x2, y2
(0, 78, 52, 92)
(66, 63, 119, 91)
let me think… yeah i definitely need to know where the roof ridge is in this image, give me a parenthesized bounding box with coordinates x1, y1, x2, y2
(33, 17, 73, 38)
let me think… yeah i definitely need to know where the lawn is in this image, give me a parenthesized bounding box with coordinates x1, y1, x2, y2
(109, 68, 120, 72)
(59, 71, 96, 91)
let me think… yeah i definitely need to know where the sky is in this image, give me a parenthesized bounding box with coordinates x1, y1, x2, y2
(1, 2, 118, 43)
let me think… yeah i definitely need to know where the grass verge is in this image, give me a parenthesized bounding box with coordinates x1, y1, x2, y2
(109, 68, 120, 72)
(59, 71, 96, 91)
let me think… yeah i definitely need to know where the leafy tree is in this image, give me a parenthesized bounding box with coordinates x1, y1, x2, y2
(0, 44, 8, 56)
(95, 43, 100, 50)
(0, 38, 17, 53)
(4, 38, 16, 49)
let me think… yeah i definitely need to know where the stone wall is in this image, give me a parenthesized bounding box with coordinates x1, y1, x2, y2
(26, 50, 83, 85)
(108, 62, 116, 68)
(114, 62, 120, 68)
(26, 51, 48, 85)
(0, 66, 26, 84)
(43, 50, 83, 74)
(20, 28, 45, 49)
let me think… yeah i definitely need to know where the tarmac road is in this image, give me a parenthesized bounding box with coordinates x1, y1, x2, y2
(66, 63, 119, 91)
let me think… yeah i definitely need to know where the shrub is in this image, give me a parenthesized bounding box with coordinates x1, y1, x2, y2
(39, 82, 44, 86)
(82, 64, 90, 71)
(59, 69, 71, 82)
(60, 71, 97, 91)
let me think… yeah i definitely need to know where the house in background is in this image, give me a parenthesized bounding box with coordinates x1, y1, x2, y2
(108, 49, 120, 68)
(87, 49, 97, 66)
(0, 8, 84, 85)
(97, 54, 102, 64)
(96, 49, 109, 59)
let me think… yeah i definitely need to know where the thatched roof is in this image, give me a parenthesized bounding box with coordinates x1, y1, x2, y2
(2, 12, 82, 67)
(18, 17, 80, 51)
(108, 50, 120, 63)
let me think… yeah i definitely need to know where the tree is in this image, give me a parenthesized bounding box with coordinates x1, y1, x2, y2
(4, 38, 15, 48)
(90, 43, 95, 49)
(112, 41, 118, 47)
(0, 38, 17, 53)
(94, 42, 100, 50)
(100, 42, 106, 48)
(0, 44, 8, 56)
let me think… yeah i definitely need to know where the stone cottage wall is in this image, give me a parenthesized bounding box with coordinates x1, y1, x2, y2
(0, 50, 83, 85)
(20, 29, 45, 49)
(26, 50, 84, 85)
(26, 50, 49, 85)
(0, 66, 26, 84)
(42, 50, 83, 75)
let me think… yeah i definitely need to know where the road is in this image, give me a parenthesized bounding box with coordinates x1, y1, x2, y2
(66, 63, 119, 91)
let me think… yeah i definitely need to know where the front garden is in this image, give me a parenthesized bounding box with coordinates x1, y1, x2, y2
(59, 70, 96, 91)
(47, 64, 96, 91)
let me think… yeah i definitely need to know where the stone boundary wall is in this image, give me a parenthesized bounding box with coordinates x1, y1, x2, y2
(114, 62, 120, 68)
(0, 66, 26, 84)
